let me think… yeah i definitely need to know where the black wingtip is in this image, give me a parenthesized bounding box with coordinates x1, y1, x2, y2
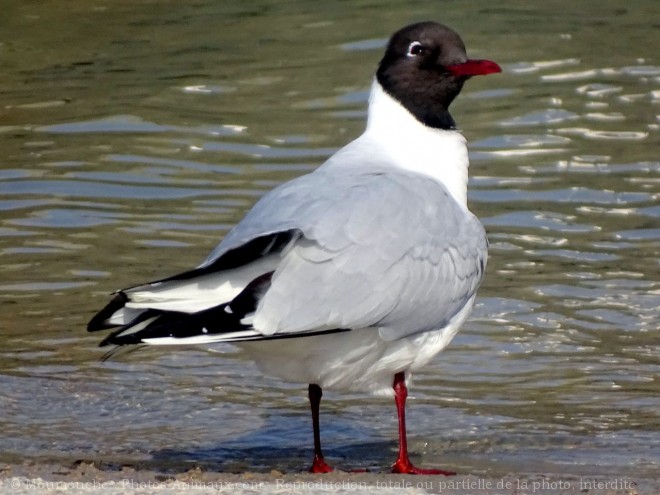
(100, 344, 147, 361)
(100, 345, 123, 360)
(88, 292, 128, 332)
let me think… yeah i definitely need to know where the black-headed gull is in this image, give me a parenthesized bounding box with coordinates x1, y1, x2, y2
(88, 21, 501, 475)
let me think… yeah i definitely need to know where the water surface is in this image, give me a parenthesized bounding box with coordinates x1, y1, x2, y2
(0, 0, 658, 477)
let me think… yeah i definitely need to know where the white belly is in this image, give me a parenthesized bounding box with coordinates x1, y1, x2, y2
(237, 297, 476, 396)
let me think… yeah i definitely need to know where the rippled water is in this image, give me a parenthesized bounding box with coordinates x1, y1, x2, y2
(0, 0, 658, 477)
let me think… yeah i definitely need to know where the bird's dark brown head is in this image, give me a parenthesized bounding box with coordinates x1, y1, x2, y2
(376, 22, 501, 130)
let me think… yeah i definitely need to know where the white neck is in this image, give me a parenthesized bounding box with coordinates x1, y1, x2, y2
(364, 80, 470, 207)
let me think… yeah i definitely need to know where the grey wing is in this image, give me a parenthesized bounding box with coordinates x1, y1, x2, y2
(91, 167, 486, 346)
(242, 170, 488, 340)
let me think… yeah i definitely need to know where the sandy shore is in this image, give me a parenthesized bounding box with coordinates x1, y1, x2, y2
(0, 461, 650, 495)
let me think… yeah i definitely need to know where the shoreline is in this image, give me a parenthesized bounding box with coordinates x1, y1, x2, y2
(0, 461, 649, 494)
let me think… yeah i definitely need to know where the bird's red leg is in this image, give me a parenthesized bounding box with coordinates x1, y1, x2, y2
(391, 372, 455, 475)
(308, 384, 333, 473)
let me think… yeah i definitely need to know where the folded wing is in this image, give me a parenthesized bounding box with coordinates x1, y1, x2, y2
(88, 167, 487, 347)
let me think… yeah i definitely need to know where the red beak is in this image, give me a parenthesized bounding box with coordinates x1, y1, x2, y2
(446, 59, 502, 77)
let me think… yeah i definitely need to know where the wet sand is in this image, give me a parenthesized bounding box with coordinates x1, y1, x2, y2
(0, 461, 649, 495)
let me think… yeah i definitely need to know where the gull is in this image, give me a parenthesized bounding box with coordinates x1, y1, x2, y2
(88, 21, 501, 474)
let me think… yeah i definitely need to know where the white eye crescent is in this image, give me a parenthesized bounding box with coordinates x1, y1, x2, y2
(407, 41, 424, 57)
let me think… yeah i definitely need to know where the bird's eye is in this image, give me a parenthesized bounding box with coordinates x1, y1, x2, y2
(407, 41, 424, 57)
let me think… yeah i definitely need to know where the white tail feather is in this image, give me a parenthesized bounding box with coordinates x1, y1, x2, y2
(123, 254, 280, 313)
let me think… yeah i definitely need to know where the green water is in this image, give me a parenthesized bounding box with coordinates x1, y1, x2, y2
(0, 0, 658, 476)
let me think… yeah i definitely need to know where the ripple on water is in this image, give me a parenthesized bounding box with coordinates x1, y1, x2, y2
(500, 109, 580, 126)
(36, 115, 246, 137)
(0, 2, 658, 477)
